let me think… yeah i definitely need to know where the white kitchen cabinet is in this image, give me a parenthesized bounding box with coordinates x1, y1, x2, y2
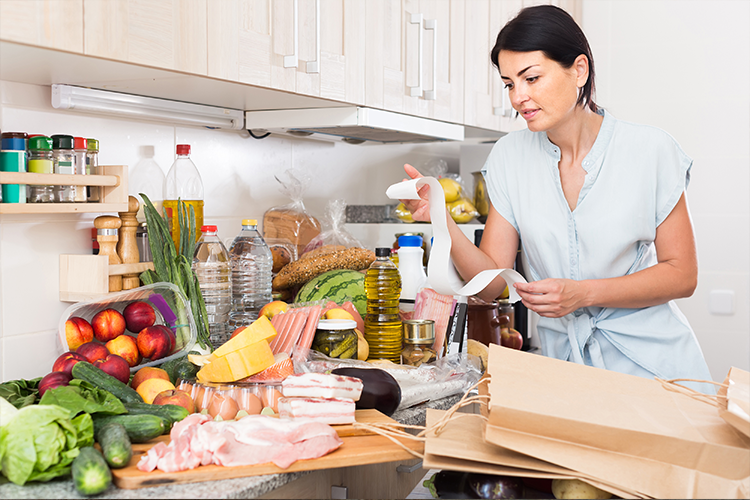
(0, 0, 83, 53)
(82, 0, 208, 75)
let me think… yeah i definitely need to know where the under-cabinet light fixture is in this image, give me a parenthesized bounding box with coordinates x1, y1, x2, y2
(51, 84, 245, 130)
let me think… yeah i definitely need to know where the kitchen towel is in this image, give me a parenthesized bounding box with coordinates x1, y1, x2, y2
(386, 177, 526, 300)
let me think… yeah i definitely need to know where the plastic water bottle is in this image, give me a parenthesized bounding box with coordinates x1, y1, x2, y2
(397, 235, 428, 313)
(163, 144, 204, 249)
(227, 219, 273, 330)
(364, 247, 403, 362)
(130, 145, 165, 222)
(192, 225, 233, 349)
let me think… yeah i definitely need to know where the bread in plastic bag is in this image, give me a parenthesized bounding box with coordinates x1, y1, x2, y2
(263, 170, 321, 255)
(301, 199, 363, 256)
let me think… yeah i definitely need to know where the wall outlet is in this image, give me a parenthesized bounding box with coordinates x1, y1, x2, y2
(708, 289, 735, 315)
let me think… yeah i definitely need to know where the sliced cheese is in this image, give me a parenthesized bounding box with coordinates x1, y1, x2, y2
(197, 339, 275, 383)
(208, 315, 277, 361)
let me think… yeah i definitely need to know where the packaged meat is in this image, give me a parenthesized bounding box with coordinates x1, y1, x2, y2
(281, 372, 363, 401)
(277, 397, 356, 424)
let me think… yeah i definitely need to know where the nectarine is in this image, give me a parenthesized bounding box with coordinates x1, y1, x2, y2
(130, 366, 170, 390)
(136, 377, 175, 404)
(65, 317, 94, 350)
(94, 354, 131, 384)
(123, 301, 156, 333)
(76, 341, 110, 364)
(106, 334, 141, 367)
(52, 351, 87, 376)
(137, 326, 171, 360)
(92, 308, 126, 342)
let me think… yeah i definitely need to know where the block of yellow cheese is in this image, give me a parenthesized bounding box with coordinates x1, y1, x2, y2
(197, 339, 275, 383)
(207, 315, 277, 362)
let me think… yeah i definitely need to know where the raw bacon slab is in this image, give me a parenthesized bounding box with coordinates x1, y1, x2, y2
(277, 397, 356, 425)
(282, 372, 363, 401)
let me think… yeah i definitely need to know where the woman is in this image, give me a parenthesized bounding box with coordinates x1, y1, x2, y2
(402, 5, 713, 391)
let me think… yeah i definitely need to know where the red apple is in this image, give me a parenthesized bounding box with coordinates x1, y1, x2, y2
(230, 326, 246, 340)
(153, 389, 195, 414)
(64, 317, 94, 350)
(52, 351, 87, 376)
(123, 301, 156, 333)
(105, 334, 141, 367)
(76, 341, 110, 364)
(137, 326, 171, 360)
(156, 325, 176, 353)
(91, 308, 126, 342)
(94, 354, 131, 384)
(39, 371, 72, 397)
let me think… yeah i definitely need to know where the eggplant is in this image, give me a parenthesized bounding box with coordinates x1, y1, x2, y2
(424, 470, 477, 499)
(468, 474, 524, 499)
(331, 367, 401, 416)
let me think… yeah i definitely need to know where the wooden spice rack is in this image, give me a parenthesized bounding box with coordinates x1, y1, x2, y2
(59, 255, 155, 302)
(0, 165, 128, 214)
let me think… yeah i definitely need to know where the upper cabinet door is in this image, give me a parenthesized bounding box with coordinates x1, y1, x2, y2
(0, 0, 83, 53)
(82, 0, 208, 75)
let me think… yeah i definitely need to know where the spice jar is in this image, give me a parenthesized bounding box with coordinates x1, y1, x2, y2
(72, 137, 88, 202)
(312, 319, 358, 359)
(401, 319, 436, 367)
(86, 138, 99, 202)
(27, 135, 55, 203)
(51, 134, 76, 202)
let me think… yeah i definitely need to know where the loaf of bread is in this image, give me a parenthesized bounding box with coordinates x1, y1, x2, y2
(263, 208, 321, 256)
(272, 247, 376, 290)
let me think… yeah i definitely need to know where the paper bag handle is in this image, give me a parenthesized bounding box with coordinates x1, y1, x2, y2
(657, 377, 728, 408)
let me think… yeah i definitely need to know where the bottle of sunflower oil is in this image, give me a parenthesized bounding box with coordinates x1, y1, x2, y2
(364, 247, 403, 362)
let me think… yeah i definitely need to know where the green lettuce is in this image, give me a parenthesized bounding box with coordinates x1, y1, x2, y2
(39, 379, 126, 417)
(0, 403, 93, 485)
(0, 377, 41, 409)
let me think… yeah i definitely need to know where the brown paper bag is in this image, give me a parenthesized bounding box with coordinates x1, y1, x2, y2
(423, 408, 645, 499)
(485, 345, 750, 499)
(718, 366, 750, 439)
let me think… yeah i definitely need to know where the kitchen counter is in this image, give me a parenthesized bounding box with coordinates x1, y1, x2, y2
(0, 394, 463, 499)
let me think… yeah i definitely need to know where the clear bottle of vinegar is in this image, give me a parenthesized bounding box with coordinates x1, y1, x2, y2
(364, 247, 403, 362)
(163, 144, 204, 249)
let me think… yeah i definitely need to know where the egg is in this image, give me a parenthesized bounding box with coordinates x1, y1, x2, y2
(238, 392, 263, 415)
(261, 387, 284, 412)
(194, 386, 214, 411)
(208, 393, 240, 421)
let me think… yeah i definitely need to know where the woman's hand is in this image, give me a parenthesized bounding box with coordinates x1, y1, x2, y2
(399, 164, 432, 222)
(514, 279, 588, 318)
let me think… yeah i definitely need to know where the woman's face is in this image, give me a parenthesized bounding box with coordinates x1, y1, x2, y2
(497, 50, 588, 133)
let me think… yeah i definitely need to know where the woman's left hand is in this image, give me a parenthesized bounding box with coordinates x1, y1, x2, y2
(514, 279, 587, 318)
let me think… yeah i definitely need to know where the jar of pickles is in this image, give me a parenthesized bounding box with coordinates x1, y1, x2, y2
(401, 319, 436, 367)
(312, 319, 358, 359)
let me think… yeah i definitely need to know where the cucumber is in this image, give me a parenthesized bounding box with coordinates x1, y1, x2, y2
(71, 446, 112, 496)
(93, 414, 167, 443)
(96, 422, 132, 469)
(123, 402, 190, 428)
(71, 361, 143, 404)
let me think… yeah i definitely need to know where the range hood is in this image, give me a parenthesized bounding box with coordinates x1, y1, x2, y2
(245, 107, 464, 145)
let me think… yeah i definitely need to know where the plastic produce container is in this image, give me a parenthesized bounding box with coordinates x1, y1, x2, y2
(177, 380, 284, 419)
(58, 282, 197, 371)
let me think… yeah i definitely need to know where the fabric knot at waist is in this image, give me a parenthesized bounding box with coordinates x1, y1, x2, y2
(567, 312, 604, 369)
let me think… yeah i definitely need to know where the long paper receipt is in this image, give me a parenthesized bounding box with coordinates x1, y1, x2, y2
(386, 177, 527, 303)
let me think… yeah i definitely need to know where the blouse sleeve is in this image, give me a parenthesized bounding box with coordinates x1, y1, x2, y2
(481, 139, 519, 232)
(655, 132, 692, 227)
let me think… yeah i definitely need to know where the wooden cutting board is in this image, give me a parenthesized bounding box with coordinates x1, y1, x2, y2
(113, 409, 422, 489)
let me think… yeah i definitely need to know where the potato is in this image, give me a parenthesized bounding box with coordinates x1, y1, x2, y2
(551, 479, 613, 499)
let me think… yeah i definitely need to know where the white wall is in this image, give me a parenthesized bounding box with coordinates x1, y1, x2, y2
(582, 0, 750, 380)
(0, 81, 462, 381)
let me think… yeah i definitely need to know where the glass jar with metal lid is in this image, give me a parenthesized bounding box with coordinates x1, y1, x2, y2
(401, 319, 436, 366)
(312, 319, 358, 359)
(51, 134, 76, 202)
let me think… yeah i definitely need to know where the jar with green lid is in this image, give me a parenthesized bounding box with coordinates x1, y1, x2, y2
(51, 134, 76, 202)
(27, 135, 55, 203)
(86, 138, 99, 202)
(312, 319, 358, 359)
(401, 319, 436, 366)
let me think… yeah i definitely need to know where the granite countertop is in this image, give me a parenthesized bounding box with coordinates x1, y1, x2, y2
(0, 394, 462, 500)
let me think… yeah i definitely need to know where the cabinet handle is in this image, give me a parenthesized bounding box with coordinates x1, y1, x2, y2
(306, 0, 320, 73)
(493, 85, 512, 117)
(423, 19, 437, 100)
(408, 13, 423, 97)
(283, 0, 299, 68)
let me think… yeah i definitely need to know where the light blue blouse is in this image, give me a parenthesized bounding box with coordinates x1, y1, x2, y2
(482, 109, 714, 392)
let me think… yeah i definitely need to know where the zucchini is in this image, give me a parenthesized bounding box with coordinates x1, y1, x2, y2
(123, 402, 190, 428)
(71, 361, 143, 404)
(93, 414, 167, 443)
(96, 422, 133, 469)
(72, 447, 112, 496)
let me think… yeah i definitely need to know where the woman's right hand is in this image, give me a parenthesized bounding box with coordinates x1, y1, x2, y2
(400, 164, 432, 222)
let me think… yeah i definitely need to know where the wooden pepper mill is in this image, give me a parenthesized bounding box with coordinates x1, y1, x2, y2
(117, 196, 141, 290)
(94, 215, 123, 292)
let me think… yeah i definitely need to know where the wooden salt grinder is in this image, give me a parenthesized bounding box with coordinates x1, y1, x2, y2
(94, 215, 123, 292)
(117, 196, 141, 290)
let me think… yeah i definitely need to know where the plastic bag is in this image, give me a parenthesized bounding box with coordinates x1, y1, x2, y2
(263, 170, 322, 255)
(301, 199, 363, 256)
(293, 349, 482, 411)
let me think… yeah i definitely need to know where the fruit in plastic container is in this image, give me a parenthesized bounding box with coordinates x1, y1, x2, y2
(136, 378, 175, 404)
(130, 366, 170, 390)
(53, 351, 88, 376)
(105, 334, 141, 367)
(153, 389, 195, 414)
(91, 308, 126, 342)
(137, 326, 172, 360)
(65, 317, 94, 350)
(155, 325, 176, 354)
(123, 301, 156, 333)
(39, 371, 72, 397)
(94, 354, 131, 384)
(76, 341, 110, 364)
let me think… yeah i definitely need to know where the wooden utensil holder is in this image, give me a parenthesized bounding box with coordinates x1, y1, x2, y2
(59, 254, 154, 302)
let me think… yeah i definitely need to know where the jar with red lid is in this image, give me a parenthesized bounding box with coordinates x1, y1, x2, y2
(72, 137, 88, 202)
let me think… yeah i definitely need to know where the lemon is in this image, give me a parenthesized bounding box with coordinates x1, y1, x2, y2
(447, 199, 478, 224)
(324, 308, 354, 321)
(438, 178, 462, 203)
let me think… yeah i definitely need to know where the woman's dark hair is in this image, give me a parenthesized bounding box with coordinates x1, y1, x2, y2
(491, 5, 597, 112)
